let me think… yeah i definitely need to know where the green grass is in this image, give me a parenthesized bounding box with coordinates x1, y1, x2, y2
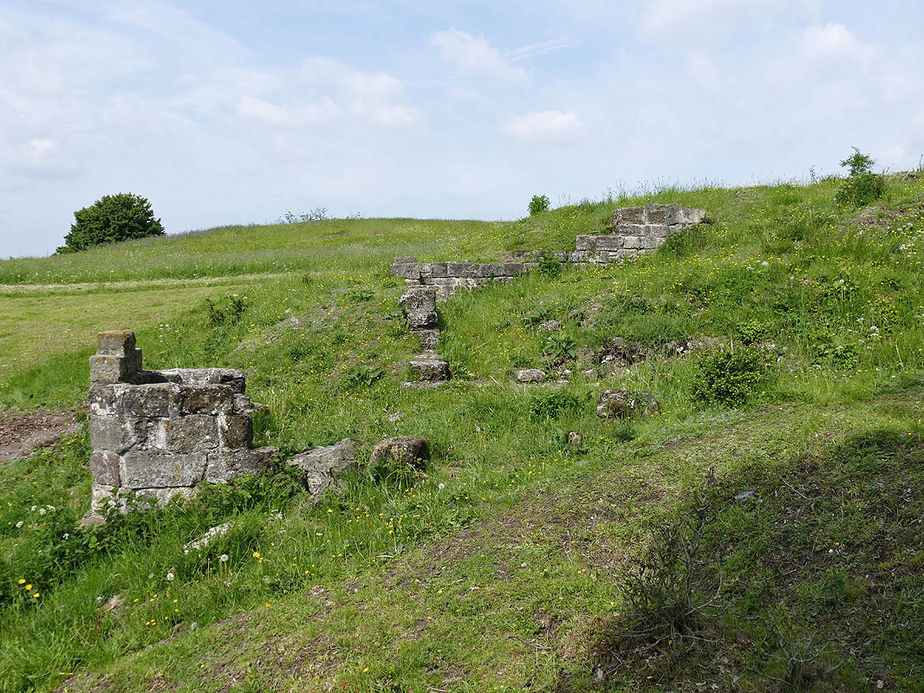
(1, 175, 923, 691)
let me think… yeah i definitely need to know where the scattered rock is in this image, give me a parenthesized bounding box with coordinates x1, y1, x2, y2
(537, 319, 561, 332)
(410, 354, 451, 382)
(369, 436, 429, 469)
(184, 522, 232, 554)
(386, 413, 402, 423)
(412, 329, 440, 350)
(734, 490, 756, 503)
(515, 368, 547, 383)
(567, 432, 584, 447)
(287, 439, 358, 499)
(103, 594, 124, 613)
(596, 389, 660, 419)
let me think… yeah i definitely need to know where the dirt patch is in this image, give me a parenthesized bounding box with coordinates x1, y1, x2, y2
(0, 409, 82, 463)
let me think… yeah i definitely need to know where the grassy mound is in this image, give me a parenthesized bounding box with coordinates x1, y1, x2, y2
(0, 176, 922, 691)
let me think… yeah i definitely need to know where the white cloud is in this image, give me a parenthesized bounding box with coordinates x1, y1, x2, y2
(639, 0, 817, 39)
(238, 95, 341, 127)
(801, 23, 873, 67)
(429, 29, 526, 81)
(502, 110, 584, 138)
(686, 51, 721, 89)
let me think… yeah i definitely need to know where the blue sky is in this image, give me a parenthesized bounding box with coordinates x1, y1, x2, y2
(1, 0, 923, 257)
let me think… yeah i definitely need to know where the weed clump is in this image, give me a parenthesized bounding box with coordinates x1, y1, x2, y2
(834, 148, 885, 207)
(529, 194, 550, 216)
(692, 347, 768, 406)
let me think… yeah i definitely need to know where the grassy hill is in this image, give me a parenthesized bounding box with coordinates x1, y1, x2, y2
(0, 176, 922, 691)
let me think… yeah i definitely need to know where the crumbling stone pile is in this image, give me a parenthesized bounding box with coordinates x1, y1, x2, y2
(398, 286, 451, 386)
(84, 330, 277, 524)
(390, 204, 706, 299)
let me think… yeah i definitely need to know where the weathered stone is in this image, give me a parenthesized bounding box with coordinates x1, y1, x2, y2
(410, 355, 451, 382)
(616, 206, 646, 224)
(515, 368, 547, 383)
(89, 416, 140, 454)
(537, 320, 561, 332)
(89, 354, 136, 384)
(220, 414, 253, 449)
(399, 287, 438, 329)
(164, 415, 219, 453)
(567, 432, 585, 447)
(89, 451, 120, 487)
(204, 447, 276, 484)
(596, 389, 660, 419)
(87, 332, 277, 519)
(183, 521, 231, 554)
(116, 383, 177, 418)
(369, 436, 429, 469)
(176, 385, 234, 415)
(97, 330, 136, 355)
(286, 439, 358, 497)
(412, 329, 440, 350)
(133, 487, 198, 508)
(120, 452, 208, 488)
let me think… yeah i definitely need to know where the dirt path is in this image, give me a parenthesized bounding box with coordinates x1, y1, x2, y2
(0, 409, 82, 463)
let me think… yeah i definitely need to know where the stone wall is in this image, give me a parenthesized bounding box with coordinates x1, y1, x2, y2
(391, 204, 706, 298)
(85, 330, 276, 523)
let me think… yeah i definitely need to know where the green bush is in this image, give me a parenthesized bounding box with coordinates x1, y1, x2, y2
(692, 347, 768, 406)
(528, 194, 550, 216)
(834, 148, 885, 207)
(57, 193, 164, 253)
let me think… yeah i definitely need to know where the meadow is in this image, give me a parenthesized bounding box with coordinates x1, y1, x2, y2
(0, 175, 922, 691)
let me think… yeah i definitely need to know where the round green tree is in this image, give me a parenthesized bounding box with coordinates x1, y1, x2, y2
(58, 193, 165, 253)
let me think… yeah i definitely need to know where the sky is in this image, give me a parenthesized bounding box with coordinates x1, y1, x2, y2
(1, 1, 923, 258)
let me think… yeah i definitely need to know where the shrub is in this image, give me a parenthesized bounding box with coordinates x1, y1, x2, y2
(834, 148, 885, 207)
(529, 194, 550, 216)
(57, 193, 164, 253)
(692, 347, 768, 406)
(536, 251, 562, 276)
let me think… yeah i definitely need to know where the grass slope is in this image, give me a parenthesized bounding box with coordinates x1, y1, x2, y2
(0, 176, 922, 691)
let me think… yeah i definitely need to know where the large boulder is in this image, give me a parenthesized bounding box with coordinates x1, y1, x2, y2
(286, 439, 358, 498)
(596, 389, 660, 419)
(369, 436, 430, 469)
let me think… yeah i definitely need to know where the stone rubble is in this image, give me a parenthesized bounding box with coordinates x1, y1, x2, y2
(286, 438, 358, 500)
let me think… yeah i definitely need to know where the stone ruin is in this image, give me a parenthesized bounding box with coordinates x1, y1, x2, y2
(391, 204, 706, 299)
(398, 286, 451, 386)
(84, 330, 276, 523)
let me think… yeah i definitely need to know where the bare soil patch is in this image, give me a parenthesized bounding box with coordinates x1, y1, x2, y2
(0, 409, 81, 463)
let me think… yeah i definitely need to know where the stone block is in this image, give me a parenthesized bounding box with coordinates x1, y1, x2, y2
(205, 447, 277, 484)
(89, 416, 140, 454)
(89, 451, 121, 487)
(120, 452, 208, 489)
(220, 414, 253, 449)
(116, 383, 178, 418)
(644, 224, 670, 238)
(644, 204, 677, 225)
(622, 236, 643, 250)
(412, 329, 440, 350)
(596, 389, 660, 419)
(88, 384, 118, 417)
(133, 487, 197, 507)
(164, 415, 219, 453)
(233, 394, 254, 414)
(459, 263, 480, 278)
(503, 262, 527, 276)
(640, 236, 661, 250)
(515, 368, 546, 383)
(446, 262, 468, 277)
(370, 436, 429, 469)
(97, 330, 136, 356)
(428, 262, 449, 278)
(614, 206, 645, 225)
(176, 385, 234, 416)
(90, 354, 135, 384)
(158, 368, 246, 394)
(410, 355, 451, 382)
(575, 235, 593, 251)
(287, 439, 357, 497)
(593, 235, 624, 251)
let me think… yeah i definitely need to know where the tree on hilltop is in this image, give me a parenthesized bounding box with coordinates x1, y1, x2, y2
(57, 193, 165, 253)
